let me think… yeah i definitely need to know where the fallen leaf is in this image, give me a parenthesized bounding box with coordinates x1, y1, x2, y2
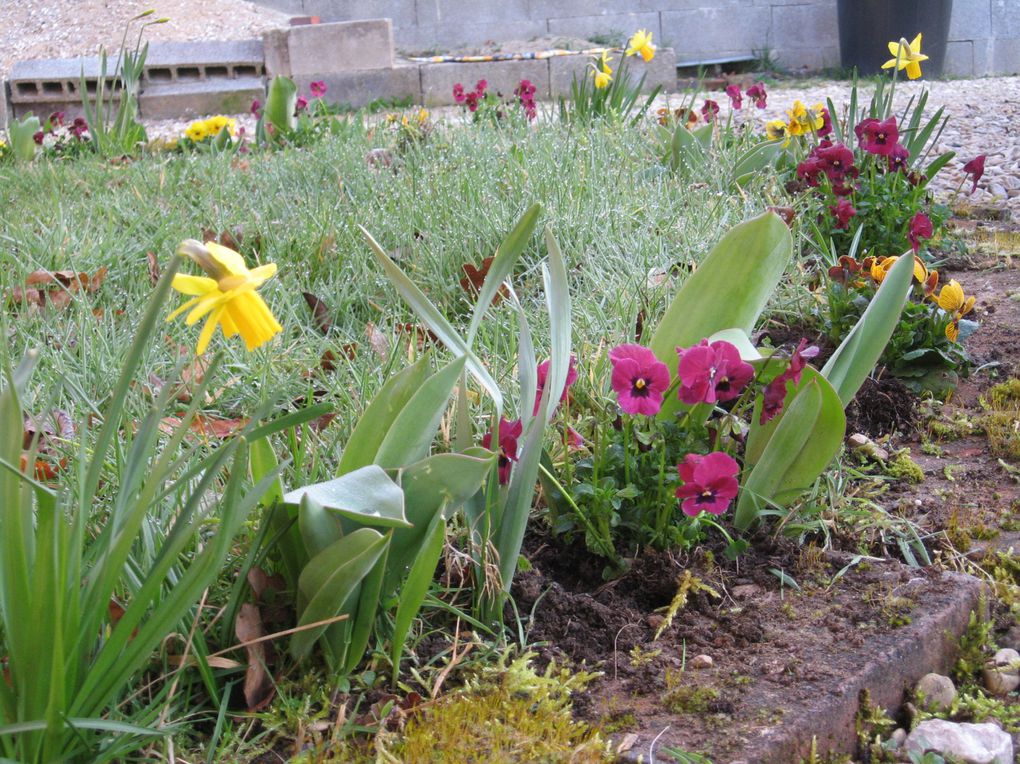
(768, 206, 796, 227)
(247, 567, 287, 603)
(459, 256, 507, 305)
(303, 292, 333, 334)
(395, 323, 438, 351)
(634, 309, 645, 343)
(159, 414, 248, 439)
(146, 252, 161, 286)
(235, 603, 275, 712)
(167, 654, 242, 669)
(366, 322, 390, 360)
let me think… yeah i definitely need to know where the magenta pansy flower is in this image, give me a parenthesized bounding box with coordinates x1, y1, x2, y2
(675, 451, 740, 517)
(295, 95, 309, 112)
(725, 84, 742, 109)
(963, 155, 985, 194)
(701, 99, 720, 122)
(609, 344, 671, 416)
(310, 80, 328, 98)
(746, 82, 767, 108)
(785, 339, 820, 385)
(453, 83, 466, 103)
(909, 211, 934, 252)
(817, 106, 833, 138)
(815, 143, 856, 183)
(534, 356, 578, 415)
(831, 198, 856, 229)
(676, 340, 754, 406)
(855, 117, 899, 156)
(481, 417, 523, 485)
(887, 143, 910, 173)
(759, 339, 820, 424)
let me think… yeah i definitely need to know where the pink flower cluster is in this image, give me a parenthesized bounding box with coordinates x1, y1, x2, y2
(515, 79, 538, 121)
(759, 340, 819, 424)
(724, 82, 768, 110)
(453, 79, 488, 112)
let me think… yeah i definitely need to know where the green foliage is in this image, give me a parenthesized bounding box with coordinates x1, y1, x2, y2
(80, 11, 164, 156)
(7, 115, 41, 161)
(0, 261, 278, 763)
(558, 52, 661, 125)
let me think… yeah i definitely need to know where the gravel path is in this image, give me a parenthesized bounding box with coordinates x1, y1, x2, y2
(658, 77, 1020, 218)
(0, 0, 288, 79)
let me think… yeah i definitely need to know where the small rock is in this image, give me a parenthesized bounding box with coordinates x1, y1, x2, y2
(905, 719, 1013, 764)
(915, 672, 957, 711)
(982, 648, 1020, 695)
(730, 583, 762, 599)
(847, 432, 889, 462)
(645, 613, 666, 630)
(1003, 624, 1020, 650)
(990, 182, 1007, 197)
(690, 654, 714, 669)
(891, 727, 907, 747)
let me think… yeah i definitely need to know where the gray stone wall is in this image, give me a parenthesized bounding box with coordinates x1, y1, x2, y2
(254, 0, 1020, 77)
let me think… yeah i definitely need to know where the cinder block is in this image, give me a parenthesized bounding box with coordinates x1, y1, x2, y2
(396, 19, 550, 52)
(769, 3, 837, 51)
(950, 0, 992, 40)
(146, 40, 265, 69)
(546, 12, 661, 43)
(661, 5, 770, 62)
(265, 19, 395, 77)
(548, 47, 676, 97)
(139, 78, 265, 119)
(992, 37, 1020, 74)
(292, 64, 421, 107)
(944, 40, 976, 77)
(0, 81, 9, 128)
(419, 59, 549, 105)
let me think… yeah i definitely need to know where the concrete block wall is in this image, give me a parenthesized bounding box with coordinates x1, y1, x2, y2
(254, 0, 1020, 77)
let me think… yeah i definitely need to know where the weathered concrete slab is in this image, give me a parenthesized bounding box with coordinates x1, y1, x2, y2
(138, 78, 265, 120)
(293, 64, 420, 108)
(546, 11, 660, 43)
(548, 47, 676, 98)
(264, 19, 394, 77)
(0, 81, 8, 128)
(419, 58, 549, 106)
(621, 570, 985, 763)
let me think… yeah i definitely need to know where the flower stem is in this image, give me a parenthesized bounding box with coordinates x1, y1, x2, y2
(538, 462, 618, 563)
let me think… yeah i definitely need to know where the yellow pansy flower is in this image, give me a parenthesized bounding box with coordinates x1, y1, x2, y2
(869, 255, 928, 285)
(786, 100, 823, 136)
(185, 120, 209, 142)
(765, 119, 789, 141)
(882, 33, 928, 80)
(945, 320, 959, 342)
(168, 240, 282, 355)
(626, 29, 656, 62)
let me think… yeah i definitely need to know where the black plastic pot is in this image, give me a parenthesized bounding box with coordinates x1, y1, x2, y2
(838, 0, 953, 78)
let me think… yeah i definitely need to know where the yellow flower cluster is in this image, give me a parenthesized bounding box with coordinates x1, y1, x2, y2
(587, 30, 655, 90)
(386, 108, 430, 127)
(765, 100, 826, 143)
(866, 255, 976, 342)
(184, 115, 238, 143)
(592, 50, 613, 89)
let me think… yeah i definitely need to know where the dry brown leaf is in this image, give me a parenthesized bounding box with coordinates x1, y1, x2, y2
(146, 252, 161, 286)
(458, 256, 507, 306)
(235, 603, 275, 712)
(302, 292, 333, 334)
(365, 322, 390, 360)
(159, 415, 248, 439)
(395, 323, 438, 351)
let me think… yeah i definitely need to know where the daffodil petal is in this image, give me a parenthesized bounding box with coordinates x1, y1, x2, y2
(172, 273, 218, 296)
(185, 291, 229, 325)
(205, 241, 250, 277)
(906, 61, 922, 79)
(167, 296, 202, 322)
(910, 33, 923, 51)
(888, 41, 903, 57)
(196, 306, 225, 355)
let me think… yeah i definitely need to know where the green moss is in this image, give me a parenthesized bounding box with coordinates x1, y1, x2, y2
(662, 683, 719, 714)
(887, 450, 924, 484)
(378, 651, 608, 762)
(599, 710, 637, 734)
(979, 379, 1020, 461)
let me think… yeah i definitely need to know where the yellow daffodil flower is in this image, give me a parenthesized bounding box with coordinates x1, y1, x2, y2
(626, 29, 656, 62)
(592, 50, 614, 88)
(593, 69, 612, 89)
(168, 240, 282, 354)
(882, 33, 928, 80)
